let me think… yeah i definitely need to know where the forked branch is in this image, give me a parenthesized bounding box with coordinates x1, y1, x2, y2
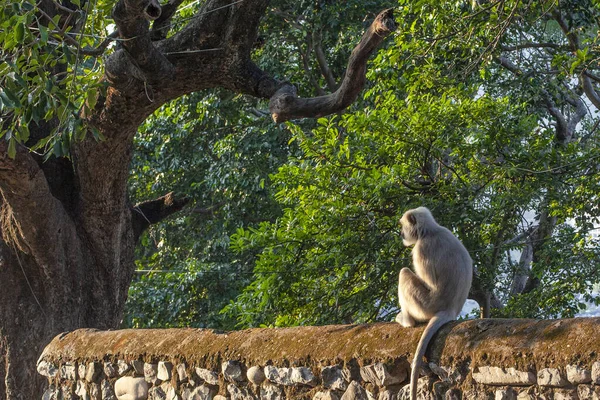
(269, 9, 396, 123)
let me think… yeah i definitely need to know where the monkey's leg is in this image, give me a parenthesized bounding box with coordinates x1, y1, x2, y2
(397, 267, 433, 326)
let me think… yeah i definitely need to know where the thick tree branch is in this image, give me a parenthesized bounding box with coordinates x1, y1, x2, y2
(107, 0, 174, 85)
(132, 192, 190, 240)
(269, 9, 396, 123)
(150, 0, 186, 41)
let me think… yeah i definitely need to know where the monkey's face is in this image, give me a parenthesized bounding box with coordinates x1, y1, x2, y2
(400, 212, 418, 247)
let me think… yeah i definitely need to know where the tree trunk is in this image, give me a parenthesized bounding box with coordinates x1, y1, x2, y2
(0, 1, 395, 397)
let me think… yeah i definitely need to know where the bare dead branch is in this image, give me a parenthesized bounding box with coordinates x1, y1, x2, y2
(269, 8, 396, 123)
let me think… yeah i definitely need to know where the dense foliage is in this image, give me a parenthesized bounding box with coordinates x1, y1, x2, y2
(122, 0, 600, 329)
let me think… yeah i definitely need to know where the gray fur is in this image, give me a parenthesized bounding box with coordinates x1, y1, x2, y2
(396, 207, 472, 400)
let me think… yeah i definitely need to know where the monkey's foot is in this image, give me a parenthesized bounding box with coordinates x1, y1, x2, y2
(395, 312, 416, 328)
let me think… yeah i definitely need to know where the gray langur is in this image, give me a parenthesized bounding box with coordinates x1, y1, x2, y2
(396, 207, 472, 400)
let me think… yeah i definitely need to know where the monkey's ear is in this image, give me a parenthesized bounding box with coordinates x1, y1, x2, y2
(407, 212, 417, 226)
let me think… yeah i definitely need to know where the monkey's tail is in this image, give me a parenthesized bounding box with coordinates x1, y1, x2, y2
(409, 312, 455, 400)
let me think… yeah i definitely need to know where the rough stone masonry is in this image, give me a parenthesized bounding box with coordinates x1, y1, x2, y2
(37, 318, 600, 399)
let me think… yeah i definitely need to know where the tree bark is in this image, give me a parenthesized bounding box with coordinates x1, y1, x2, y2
(0, 1, 395, 398)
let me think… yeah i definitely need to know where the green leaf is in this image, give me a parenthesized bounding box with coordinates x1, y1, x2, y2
(15, 22, 25, 43)
(7, 138, 16, 159)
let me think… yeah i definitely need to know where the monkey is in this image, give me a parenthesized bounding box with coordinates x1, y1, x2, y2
(395, 207, 472, 400)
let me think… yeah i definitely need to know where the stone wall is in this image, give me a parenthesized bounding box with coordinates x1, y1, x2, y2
(37, 318, 600, 399)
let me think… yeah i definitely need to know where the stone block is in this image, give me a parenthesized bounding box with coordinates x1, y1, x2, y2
(592, 361, 600, 384)
(102, 379, 117, 400)
(61, 363, 77, 380)
(341, 381, 368, 400)
(227, 383, 255, 400)
(158, 361, 173, 381)
(565, 364, 591, 384)
(105, 362, 118, 378)
(291, 367, 317, 386)
(149, 385, 167, 400)
(37, 360, 58, 378)
(172, 364, 186, 383)
(131, 360, 145, 376)
(144, 363, 159, 385)
(86, 362, 102, 383)
(472, 366, 536, 386)
(321, 366, 348, 391)
(537, 368, 568, 387)
(264, 366, 292, 385)
(247, 366, 265, 385)
(195, 367, 219, 386)
(314, 390, 340, 400)
(75, 381, 89, 400)
(577, 384, 600, 400)
(222, 361, 244, 382)
(114, 376, 149, 400)
(360, 363, 405, 387)
(118, 360, 131, 375)
(377, 390, 396, 400)
(553, 389, 578, 400)
(261, 382, 283, 400)
(495, 388, 516, 400)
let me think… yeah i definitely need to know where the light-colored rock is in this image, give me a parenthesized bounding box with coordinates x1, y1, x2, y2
(264, 366, 292, 385)
(247, 366, 265, 385)
(472, 366, 536, 386)
(195, 368, 219, 386)
(158, 362, 173, 381)
(76, 381, 90, 400)
(115, 376, 149, 400)
(37, 360, 58, 378)
(516, 391, 534, 400)
(149, 385, 167, 400)
(90, 383, 101, 399)
(102, 379, 118, 400)
(227, 383, 255, 400)
(314, 390, 340, 400)
(177, 364, 189, 383)
(553, 389, 578, 400)
(105, 362, 119, 378)
(117, 360, 131, 375)
(165, 383, 181, 400)
(291, 367, 317, 386)
(79, 363, 87, 379)
(537, 368, 567, 387)
(565, 364, 591, 384)
(86, 362, 102, 383)
(61, 363, 77, 380)
(321, 366, 348, 391)
(495, 388, 516, 400)
(183, 385, 215, 400)
(214, 396, 228, 400)
(341, 381, 368, 400)
(42, 385, 57, 400)
(222, 361, 244, 382)
(145, 363, 160, 384)
(377, 390, 396, 400)
(132, 360, 145, 376)
(578, 384, 600, 400)
(261, 382, 283, 400)
(360, 363, 405, 387)
(592, 361, 600, 384)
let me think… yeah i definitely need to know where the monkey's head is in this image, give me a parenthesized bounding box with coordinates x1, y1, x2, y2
(400, 207, 436, 246)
